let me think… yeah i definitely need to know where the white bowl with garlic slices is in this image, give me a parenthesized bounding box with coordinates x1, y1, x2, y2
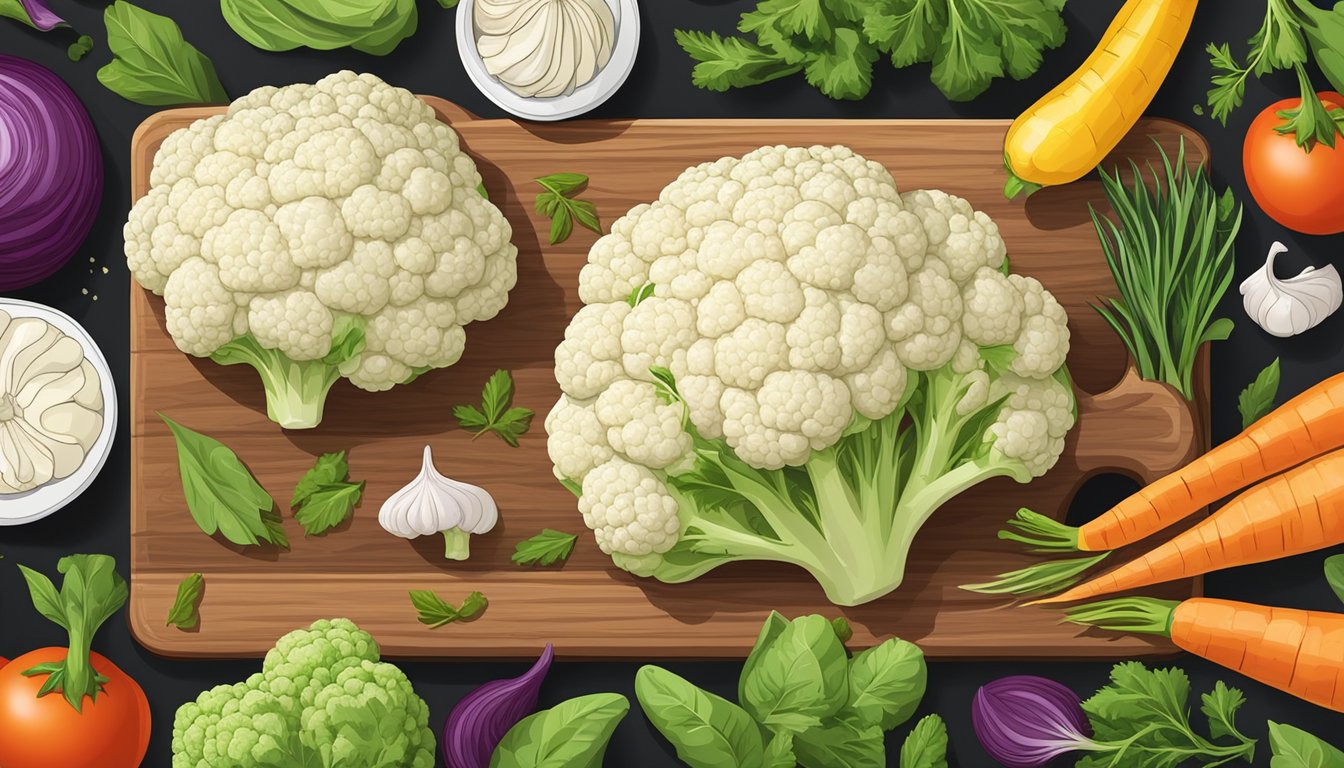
(0, 298, 116, 526)
(457, 0, 640, 121)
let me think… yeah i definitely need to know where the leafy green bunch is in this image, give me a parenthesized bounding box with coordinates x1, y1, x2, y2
(1208, 0, 1344, 148)
(675, 0, 1067, 101)
(635, 612, 947, 768)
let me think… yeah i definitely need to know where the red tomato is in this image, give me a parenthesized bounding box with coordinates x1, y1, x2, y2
(0, 649, 151, 768)
(1244, 91, 1344, 235)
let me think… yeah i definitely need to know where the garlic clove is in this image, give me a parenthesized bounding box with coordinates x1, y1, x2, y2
(1240, 241, 1344, 338)
(378, 445, 500, 560)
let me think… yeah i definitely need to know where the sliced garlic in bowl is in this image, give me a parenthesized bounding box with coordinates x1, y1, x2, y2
(0, 298, 117, 526)
(457, 0, 639, 121)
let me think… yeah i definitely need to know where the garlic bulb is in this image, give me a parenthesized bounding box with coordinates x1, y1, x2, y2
(379, 445, 499, 560)
(475, 0, 616, 99)
(1240, 241, 1343, 338)
(0, 311, 104, 494)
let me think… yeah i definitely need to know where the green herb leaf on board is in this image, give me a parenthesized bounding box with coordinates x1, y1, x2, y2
(166, 573, 205, 629)
(98, 1, 228, 106)
(512, 530, 578, 567)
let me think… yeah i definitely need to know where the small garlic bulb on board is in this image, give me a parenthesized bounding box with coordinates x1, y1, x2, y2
(475, 0, 616, 99)
(1240, 241, 1343, 338)
(379, 445, 499, 560)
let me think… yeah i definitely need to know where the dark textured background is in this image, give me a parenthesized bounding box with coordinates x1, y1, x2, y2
(3, 1, 1344, 765)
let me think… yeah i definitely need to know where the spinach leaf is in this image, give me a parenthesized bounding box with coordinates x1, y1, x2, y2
(97, 1, 228, 106)
(740, 614, 848, 733)
(792, 714, 885, 768)
(220, 0, 417, 56)
(739, 610, 790, 702)
(635, 666, 765, 768)
(160, 413, 286, 548)
(846, 637, 926, 730)
(899, 715, 949, 768)
(1269, 721, 1344, 767)
(490, 693, 629, 768)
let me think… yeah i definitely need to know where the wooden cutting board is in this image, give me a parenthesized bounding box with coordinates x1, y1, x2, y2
(129, 103, 1211, 659)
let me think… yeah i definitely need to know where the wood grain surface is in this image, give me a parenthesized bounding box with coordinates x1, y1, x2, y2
(129, 101, 1210, 659)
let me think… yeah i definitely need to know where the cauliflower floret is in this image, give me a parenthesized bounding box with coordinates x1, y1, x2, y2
(961, 266, 1024, 346)
(126, 72, 518, 430)
(579, 458, 681, 557)
(902, 189, 1006, 281)
(1009, 275, 1072, 378)
(546, 396, 614, 482)
(886, 264, 963, 370)
(620, 297, 697, 380)
(714, 318, 789, 390)
(594, 380, 692, 470)
(988, 374, 1077, 475)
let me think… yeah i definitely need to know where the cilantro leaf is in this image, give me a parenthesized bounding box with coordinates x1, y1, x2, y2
(1207, 42, 1254, 125)
(410, 589, 488, 629)
(513, 529, 579, 567)
(1200, 681, 1248, 743)
(292, 451, 349, 507)
(675, 29, 803, 89)
(1237, 358, 1280, 429)
(453, 369, 535, 447)
(865, 0, 946, 68)
(166, 572, 204, 630)
(291, 452, 363, 536)
(535, 173, 601, 245)
(929, 0, 1066, 102)
(803, 26, 880, 100)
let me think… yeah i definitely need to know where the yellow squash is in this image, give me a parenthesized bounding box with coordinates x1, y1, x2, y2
(1003, 0, 1198, 198)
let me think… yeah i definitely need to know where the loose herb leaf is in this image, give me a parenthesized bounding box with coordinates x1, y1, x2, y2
(292, 451, 349, 507)
(453, 370, 534, 447)
(535, 173, 601, 245)
(410, 589, 488, 629)
(166, 572, 204, 629)
(1325, 554, 1344, 606)
(512, 529, 578, 567)
(1200, 681, 1247, 743)
(0, 0, 64, 31)
(68, 34, 95, 62)
(1269, 721, 1344, 767)
(1238, 358, 1280, 429)
(1077, 662, 1256, 768)
(160, 413, 287, 548)
(98, 1, 228, 106)
(491, 693, 629, 768)
(899, 714, 949, 768)
(635, 665, 766, 767)
(291, 452, 363, 536)
(674, 29, 802, 91)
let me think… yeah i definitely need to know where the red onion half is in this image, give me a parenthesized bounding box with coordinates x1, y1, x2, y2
(444, 643, 554, 768)
(972, 675, 1096, 768)
(0, 55, 102, 291)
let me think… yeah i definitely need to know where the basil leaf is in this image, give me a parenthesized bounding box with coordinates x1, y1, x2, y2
(792, 714, 885, 768)
(635, 666, 765, 768)
(740, 614, 848, 733)
(97, 1, 228, 106)
(1237, 358, 1280, 429)
(1269, 721, 1344, 767)
(220, 0, 417, 56)
(846, 637, 927, 730)
(490, 693, 629, 768)
(166, 573, 204, 629)
(899, 715, 948, 768)
(1327, 555, 1344, 606)
(160, 413, 286, 548)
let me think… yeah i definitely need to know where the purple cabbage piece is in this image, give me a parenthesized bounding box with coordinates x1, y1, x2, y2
(6, 1, 65, 31)
(971, 675, 1096, 768)
(444, 644, 554, 768)
(0, 55, 101, 291)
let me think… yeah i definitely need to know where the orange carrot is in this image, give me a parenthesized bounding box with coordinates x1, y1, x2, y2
(1068, 597, 1344, 713)
(968, 373, 1344, 597)
(1032, 448, 1344, 604)
(1080, 372, 1344, 551)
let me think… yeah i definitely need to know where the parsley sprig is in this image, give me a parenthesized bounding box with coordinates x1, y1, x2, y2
(453, 369, 534, 447)
(409, 589, 488, 629)
(291, 451, 365, 536)
(1207, 0, 1344, 149)
(535, 173, 600, 245)
(512, 529, 578, 567)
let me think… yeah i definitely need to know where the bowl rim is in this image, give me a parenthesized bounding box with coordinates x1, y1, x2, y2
(0, 297, 118, 527)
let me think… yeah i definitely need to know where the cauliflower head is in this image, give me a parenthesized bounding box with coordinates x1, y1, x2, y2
(547, 145, 1076, 606)
(126, 71, 518, 429)
(172, 618, 435, 768)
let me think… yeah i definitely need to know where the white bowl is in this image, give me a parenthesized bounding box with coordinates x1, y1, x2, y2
(0, 298, 117, 526)
(456, 0, 640, 121)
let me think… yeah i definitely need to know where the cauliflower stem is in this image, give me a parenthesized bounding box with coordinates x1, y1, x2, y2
(211, 316, 367, 430)
(627, 361, 1065, 606)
